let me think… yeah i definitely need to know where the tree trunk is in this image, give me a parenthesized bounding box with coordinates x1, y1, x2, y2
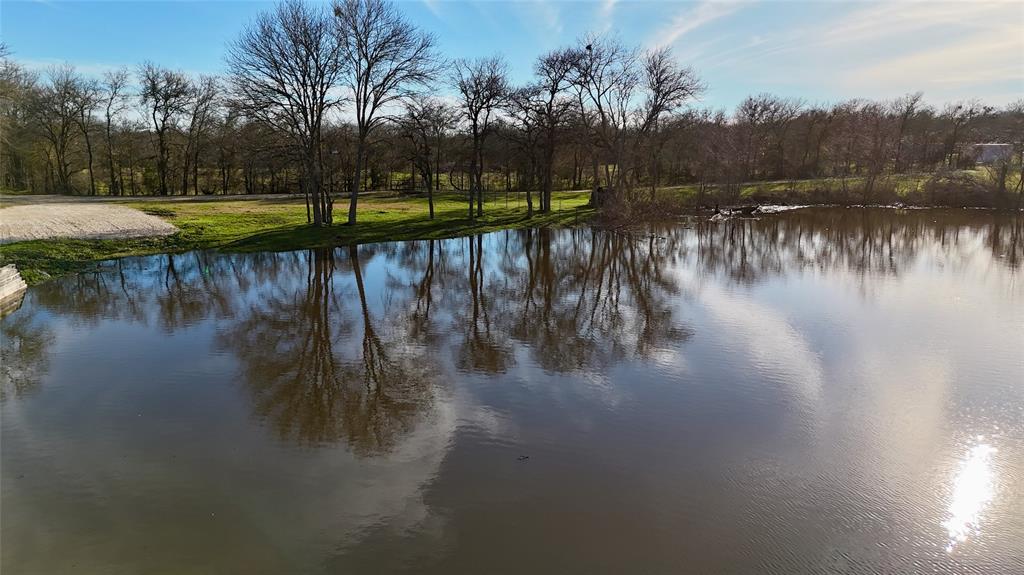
(348, 136, 365, 225)
(128, 147, 137, 195)
(427, 180, 435, 220)
(304, 176, 312, 224)
(306, 146, 324, 226)
(105, 121, 118, 196)
(181, 150, 191, 195)
(476, 150, 484, 217)
(542, 132, 555, 213)
(83, 131, 96, 196)
(193, 146, 201, 195)
(468, 141, 477, 219)
(157, 132, 169, 196)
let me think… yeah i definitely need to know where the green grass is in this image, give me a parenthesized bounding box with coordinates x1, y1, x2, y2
(1, 190, 593, 285)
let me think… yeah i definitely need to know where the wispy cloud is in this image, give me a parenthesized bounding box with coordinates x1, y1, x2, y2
(17, 57, 128, 78)
(821, 1, 1011, 49)
(702, 1, 1016, 68)
(845, 24, 1024, 93)
(692, 0, 1023, 106)
(650, 0, 745, 50)
(421, 0, 440, 18)
(597, 0, 618, 32)
(16, 57, 212, 84)
(532, 0, 563, 35)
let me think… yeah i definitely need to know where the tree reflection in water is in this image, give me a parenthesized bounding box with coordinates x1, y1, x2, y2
(688, 208, 1022, 284)
(0, 310, 54, 399)
(217, 246, 436, 455)
(3, 208, 1019, 454)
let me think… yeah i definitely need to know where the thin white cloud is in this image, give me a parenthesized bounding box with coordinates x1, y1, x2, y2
(598, 0, 618, 32)
(821, 1, 1010, 49)
(533, 0, 563, 35)
(650, 0, 745, 50)
(706, 1, 1019, 68)
(845, 24, 1024, 94)
(694, 0, 1023, 106)
(421, 0, 441, 18)
(17, 57, 126, 78)
(16, 57, 212, 83)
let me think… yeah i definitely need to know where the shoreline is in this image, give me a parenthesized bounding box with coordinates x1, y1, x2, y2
(1, 192, 1020, 287)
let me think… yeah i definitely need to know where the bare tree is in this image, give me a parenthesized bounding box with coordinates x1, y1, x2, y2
(227, 0, 344, 225)
(890, 92, 923, 173)
(333, 0, 439, 225)
(503, 85, 545, 216)
(571, 36, 638, 204)
(572, 38, 700, 205)
(0, 46, 39, 192)
(139, 62, 191, 196)
(942, 100, 992, 168)
(534, 47, 577, 212)
(28, 66, 81, 193)
(399, 98, 457, 218)
(859, 101, 893, 201)
(634, 47, 702, 197)
(180, 76, 219, 195)
(101, 68, 130, 196)
(453, 56, 509, 218)
(70, 76, 101, 195)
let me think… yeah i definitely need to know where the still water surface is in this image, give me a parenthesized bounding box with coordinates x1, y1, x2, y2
(2, 208, 1023, 574)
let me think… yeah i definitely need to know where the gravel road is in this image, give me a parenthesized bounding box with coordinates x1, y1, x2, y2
(0, 202, 178, 244)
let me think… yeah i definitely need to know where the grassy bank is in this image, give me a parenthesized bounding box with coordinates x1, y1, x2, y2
(4, 168, 1020, 286)
(1, 191, 593, 285)
(658, 169, 1023, 207)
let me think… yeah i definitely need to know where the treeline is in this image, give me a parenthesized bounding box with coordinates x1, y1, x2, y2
(1, 0, 1022, 224)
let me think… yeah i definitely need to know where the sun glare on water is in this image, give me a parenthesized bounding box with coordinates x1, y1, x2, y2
(942, 439, 997, 553)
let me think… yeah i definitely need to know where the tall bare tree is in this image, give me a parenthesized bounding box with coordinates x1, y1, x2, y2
(633, 47, 702, 196)
(571, 36, 638, 204)
(453, 56, 509, 218)
(503, 85, 545, 216)
(333, 0, 439, 225)
(180, 76, 219, 195)
(139, 63, 191, 196)
(942, 100, 992, 168)
(71, 76, 101, 195)
(29, 66, 81, 194)
(534, 48, 577, 213)
(0, 45, 38, 192)
(227, 0, 344, 225)
(572, 38, 700, 205)
(890, 92, 923, 173)
(101, 68, 129, 196)
(399, 98, 457, 218)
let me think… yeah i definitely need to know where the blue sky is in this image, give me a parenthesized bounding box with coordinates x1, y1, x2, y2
(2, 0, 1022, 110)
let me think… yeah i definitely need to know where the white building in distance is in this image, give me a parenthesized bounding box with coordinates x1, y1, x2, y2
(972, 143, 1014, 164)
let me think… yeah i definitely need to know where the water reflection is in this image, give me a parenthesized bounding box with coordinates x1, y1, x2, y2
(943, 440, 998, 552)
(3, 209, 1021, 444)
(688, 208, 1023, 282)
(214, 247, 437, 452)
(1, 208, 1021, 574)
(0, 311, 53, 399)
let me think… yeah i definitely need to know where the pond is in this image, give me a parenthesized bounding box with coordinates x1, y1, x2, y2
(2, 208, 1023, 574)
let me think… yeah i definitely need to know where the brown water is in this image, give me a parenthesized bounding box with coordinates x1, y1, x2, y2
(2, 208, 1023, 574)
